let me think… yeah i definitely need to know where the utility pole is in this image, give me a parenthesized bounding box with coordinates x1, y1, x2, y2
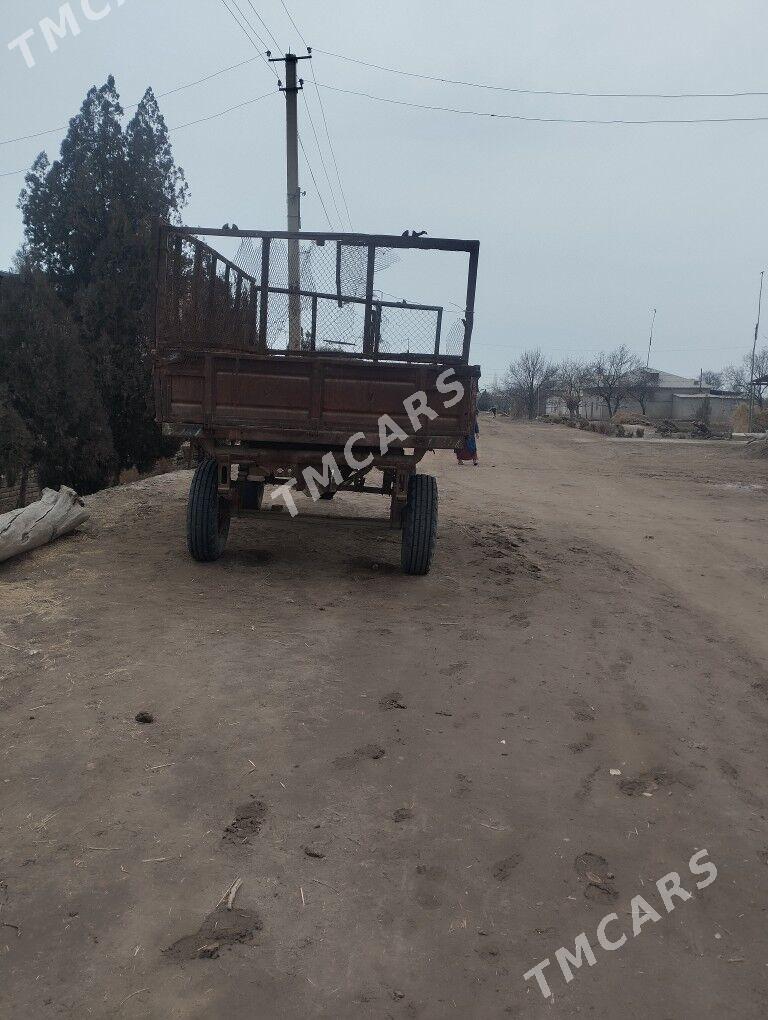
(270, 51, 311, 350)
(646, 308, 657, 368)
(748, 270, 764, 432)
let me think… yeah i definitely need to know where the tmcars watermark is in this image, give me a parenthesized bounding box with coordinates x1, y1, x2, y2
(523, 849, 718, 1000)
(269, 368, 465, 517)
(7, 1, 127, 70)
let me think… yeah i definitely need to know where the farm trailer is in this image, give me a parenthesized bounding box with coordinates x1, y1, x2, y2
(153, 225, 481, 574)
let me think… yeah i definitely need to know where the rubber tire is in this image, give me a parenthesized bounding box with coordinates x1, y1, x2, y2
(187, 458, 230, 562)
(400, 474, 438, 575)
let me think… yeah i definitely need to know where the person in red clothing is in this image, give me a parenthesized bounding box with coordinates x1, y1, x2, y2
(455, 414, 479, 466)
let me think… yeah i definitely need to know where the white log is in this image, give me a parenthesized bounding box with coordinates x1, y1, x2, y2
(0, 487, 90, 563)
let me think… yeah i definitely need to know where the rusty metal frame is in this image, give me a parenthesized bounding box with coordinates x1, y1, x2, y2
(155, 224, 479, 364)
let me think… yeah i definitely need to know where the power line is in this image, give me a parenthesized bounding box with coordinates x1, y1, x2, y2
(314, 81, 768, 125)
(268, 8, 341, 226)
(158, 55, 261, 100)
(225, 0, 335, 228)
(279, 0, 308, 48)
(314, 47, 768, 101)
(219, 0, 279, 79)
(276, 2, 353, 228)
(302, 95, 342, 227)
(308, 58, 354, 229)
(276, 3, 353, 227)
(298, 133, 333, 229)
(245, 0, 282, 51)
(221, 0, 270, 54)
(170, 90, 275, 132)
(0, 91, 278, 178)
(0, 55, 266, 149)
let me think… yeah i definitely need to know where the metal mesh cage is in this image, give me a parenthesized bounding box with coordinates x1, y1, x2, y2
(155, 227, 477, 362)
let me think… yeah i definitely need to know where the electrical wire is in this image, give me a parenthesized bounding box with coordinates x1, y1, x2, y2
(314, 47, 768, 101)
(170, 90, 275, 132)
(0, 91, 277, 179)
(219, 0, 279, 79)
(314, 81, 768, 125)
(0, 54, 266, 149)
(302, 97, 342, 227)
(308, 58, 354, 229)
(245, 0, 282, 51)
(270, 3, 341, 226)
(221, 0, 270, 54)
(279, 0, 308, 48)
(224, 0, 341, 230)
(298, 133, 333, 229)
(277, 2, 354, 228)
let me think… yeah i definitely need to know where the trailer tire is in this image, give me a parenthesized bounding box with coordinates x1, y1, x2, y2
(400, 474, 438, 575)
(187, 458, 230, 562)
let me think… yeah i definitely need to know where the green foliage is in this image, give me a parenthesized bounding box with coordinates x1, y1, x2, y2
(0, 387, 33, 487)
(17, 77, 188, 480)
(0, 270, 115, 493)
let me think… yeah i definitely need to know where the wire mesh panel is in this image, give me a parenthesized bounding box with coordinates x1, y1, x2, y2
(155, 226, 478, 363)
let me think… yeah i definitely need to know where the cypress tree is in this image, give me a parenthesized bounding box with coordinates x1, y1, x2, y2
(18, 77, 189, 477)
(0, 268, 115, 494)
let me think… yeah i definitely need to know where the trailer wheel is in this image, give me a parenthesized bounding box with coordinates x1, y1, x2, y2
(400, 474, 438, 575)
(187, 458, 230, 562)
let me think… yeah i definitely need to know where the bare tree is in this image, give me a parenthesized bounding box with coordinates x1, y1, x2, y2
(747, 347, 768, 408)
(626, 368, 658, 415)
(701, 370, 723, 388)
(504, 349, 557, 420)
(554, 358, 589, 419)
(589, 346, 642, 417)
(723, 363, 748, 395)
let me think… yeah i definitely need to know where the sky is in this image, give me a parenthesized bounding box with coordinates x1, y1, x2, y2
(1, 0, 768, 382)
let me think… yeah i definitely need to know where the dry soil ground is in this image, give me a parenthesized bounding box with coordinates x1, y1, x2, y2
(2, 419, 768, 1019)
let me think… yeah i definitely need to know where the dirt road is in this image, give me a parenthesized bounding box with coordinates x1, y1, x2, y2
(2, 420, 768, 1018)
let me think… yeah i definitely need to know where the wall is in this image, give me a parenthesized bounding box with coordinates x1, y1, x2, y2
(581, 388, 720, 421)
(672, 393, 740, 425)
(0, 471, 41, 515)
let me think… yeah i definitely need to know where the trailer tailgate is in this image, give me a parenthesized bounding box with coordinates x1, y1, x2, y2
(156, 351, 479, 447)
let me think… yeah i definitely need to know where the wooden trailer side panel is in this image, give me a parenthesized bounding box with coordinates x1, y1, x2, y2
(157, 352, 478, 448)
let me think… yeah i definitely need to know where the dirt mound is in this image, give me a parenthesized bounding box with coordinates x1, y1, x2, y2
(612, 411, 651, 426)
(745, 437, 768, 458)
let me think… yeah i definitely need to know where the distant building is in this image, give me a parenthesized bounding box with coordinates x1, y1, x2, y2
(547, 367, 743, 423)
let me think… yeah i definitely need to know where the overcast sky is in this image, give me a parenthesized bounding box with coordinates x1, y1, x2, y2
(2, 0, 768, 381)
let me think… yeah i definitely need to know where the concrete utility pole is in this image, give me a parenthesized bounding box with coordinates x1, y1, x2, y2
(748, 270, 764, 432)
(270, 51, 311, 350)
